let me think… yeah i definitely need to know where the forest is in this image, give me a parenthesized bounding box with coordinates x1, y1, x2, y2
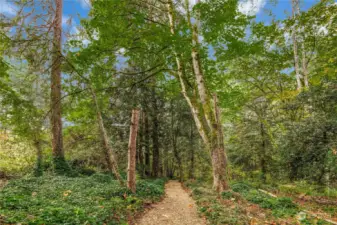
(0, 0, 337, 224)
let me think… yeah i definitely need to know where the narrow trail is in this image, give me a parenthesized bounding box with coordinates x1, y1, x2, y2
(136, 180, 206, 225)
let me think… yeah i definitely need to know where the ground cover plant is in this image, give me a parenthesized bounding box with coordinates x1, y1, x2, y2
(185, 179, 334, 225)
(0, 175, 165, 225)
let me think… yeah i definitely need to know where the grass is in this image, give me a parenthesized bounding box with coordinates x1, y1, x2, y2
(0, 174, 166, 224)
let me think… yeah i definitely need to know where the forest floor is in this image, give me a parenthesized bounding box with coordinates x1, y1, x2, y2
(0, 179, 7, 189)
(136, 180, 207, 225)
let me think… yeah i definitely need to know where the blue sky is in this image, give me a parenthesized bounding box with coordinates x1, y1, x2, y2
(255, 0, 319, 23)
(61, 0, 320, 25)
(0, 0, 325, 29)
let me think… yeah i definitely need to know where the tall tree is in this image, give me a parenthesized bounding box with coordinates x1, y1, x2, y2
(51, 0, 68, 173)
(167, 0, 229, 191)
(127, 109, 140, 192)
(291, 0, 303, 90)
(151, 87, 160, 177)
(90, 87, 124, 184)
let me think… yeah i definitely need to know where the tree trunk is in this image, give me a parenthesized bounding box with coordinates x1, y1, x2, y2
(164, 145, 169, 177)
(90, 87, 123, 185)
(144, 111, 151, 176)
(138, 111, 145, 176)
(127, 109, 140, 193)
(151, 88, 160, 177)
(301, 40, 309, 88)
(187, 0, 212, 131)
(51, 0, 68, 173)
(170, 101, 183, 181)
(292, 0, 309, 88)
(173, 142, 183, 181)
(212, 94, 229, 192)
(260, 122, 267, 182)
(166, 0, 209, 146)
(34, 140, 43, 177)
(291, 0, 303, 90)
(167, 0, 229, 192)
(188, 121, 195, 179)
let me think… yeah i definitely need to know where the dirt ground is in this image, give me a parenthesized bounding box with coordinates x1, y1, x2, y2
(136, 180, 207, 225)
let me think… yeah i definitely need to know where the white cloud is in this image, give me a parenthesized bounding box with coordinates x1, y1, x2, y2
(318, 26, 328, 35)
(188, 0, 201, 8)
(175, 0, 203, 15)
(82, 39, 90, 47)
(77, 0, 91, 9)
(69, 26, 92, 47)
(198, 35, 204, 43)
(238, 0, 266, 16)
(62, 15, 72, 26)
(92, 30, 99, 40)
(116, 48, 126, 55)
(0, 1, 17, 16)
(70, 26, 80, 35)
(284, 31, 291, 45)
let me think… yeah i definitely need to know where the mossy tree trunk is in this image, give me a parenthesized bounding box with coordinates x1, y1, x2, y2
(167, 0, 229, 192)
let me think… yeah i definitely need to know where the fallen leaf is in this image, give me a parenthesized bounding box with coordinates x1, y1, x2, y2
(63, 190, 72, 197)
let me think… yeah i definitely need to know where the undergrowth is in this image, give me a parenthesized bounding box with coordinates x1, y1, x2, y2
(231, 182, 298, 217)
(186, 179, 332, 225)
(185, 180, 251, 225)
(0, 174, 165, 224)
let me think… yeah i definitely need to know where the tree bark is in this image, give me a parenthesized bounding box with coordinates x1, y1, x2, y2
(51, 0, 68, 173)
(212, 94, 229, 192)
(292, 0, 309, 88)
(151, 88, 160, 177)
(167, 0, 229, 192)
(34, 140, 43, 177)
(188, 121, 195, 179)
(167, 0, 209, 146)
(170, 102, 183, 181)
(260, 122, 267, 182)
(90, 87, 123, 185)
(187, 0, 212, 131)
(138, 111, 145, 176)
(127, 109, 140, 193)
(291, 0, 303, 90)
(144, 111, 151, 176)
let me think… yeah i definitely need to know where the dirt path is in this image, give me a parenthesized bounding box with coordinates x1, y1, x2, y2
(136, 180, 206, 225)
